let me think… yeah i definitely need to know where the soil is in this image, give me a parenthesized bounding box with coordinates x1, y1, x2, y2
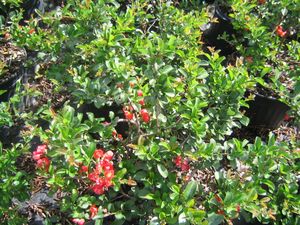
(0, 42, 27, 73)
(273, 121, 300, 142)
(0, 42, 27, 102)
(23, 77, 70, 112)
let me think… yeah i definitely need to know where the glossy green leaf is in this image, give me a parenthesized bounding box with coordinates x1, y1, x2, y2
(183, 180, 198, 201)
(157, 164, 168, 178)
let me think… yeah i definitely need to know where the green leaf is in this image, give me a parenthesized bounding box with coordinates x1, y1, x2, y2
(183, 180, 198, 201)
(63, 106, 75, 124)
(157, 164, 168, 178)
(0, 90, 7, 95)
(187, 209, 206, 221)
(159, 142, 170, 150)
(208, 213, 224, 225)
(178, 68, 187, 76)
(115, 168, 127, 179)
(240, 116, 250, 126)
(178, 212, 189, 225)
(160, 65, 174, 75)
(115, 212, 125, 220)
(247, 188, 258, 201)
(95, 219, 103, 225)
(224, 192, 234, 205)
(138, 188, 155, 200)
(149, 217, 160, 225)
(158, 113, 167, 123)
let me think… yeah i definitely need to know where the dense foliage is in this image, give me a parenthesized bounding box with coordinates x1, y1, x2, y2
(0, 0, 299, 224)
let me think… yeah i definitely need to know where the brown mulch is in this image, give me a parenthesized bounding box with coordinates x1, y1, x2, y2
(273, 121, 300, 142)
(0, 42, 27, 84)
(0, 42, 27, 69)
(24, 77, 70, 111)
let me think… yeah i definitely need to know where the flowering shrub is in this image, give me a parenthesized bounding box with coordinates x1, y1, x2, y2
(0, 0, 299, 224)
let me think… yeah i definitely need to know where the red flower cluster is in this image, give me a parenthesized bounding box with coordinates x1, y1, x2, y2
(140, 109, 150, 123)
(71, 218, 85, 225)
(32, 144, 50, 172)
(123, 92, 150, 123)
(138, 90, 150, 122)
(276, 25, 287, 37)
(123, 105, 134, 121)
(174, 156, 190, 172)
(124, 110, 134, 120)
(88, 149, 115, 195)
(112, 130, 123, 140)
(137, 90, 146, 106)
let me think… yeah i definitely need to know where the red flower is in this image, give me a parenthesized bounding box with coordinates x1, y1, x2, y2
(88, 150, 115, 195)
(104, 169, 114, 179)
(103, 151, 114, 160)
(89, 204, 98, 218)
(79, 165, 88, 174)
(36, 157, 50, 172)
(118, 134, 123, 140)
(32, 151, 43, 161)
(36, 144, 47, 154)
(138, 99, 145, 106)
(181, 159, 190, 172)
(276, 25, 287, 37)
(137, 90, 143, 96)
(88, 172, 99, 182)
(174, 156, 190, 172)
(71, 218, 85, 225)
(101, 159, 114, 172)
(95, 163, 103, 174)
(123, 105, 134, 112)
(140, 109, 150, 123)
(103, 177, 113, 188)
(124, 110, 134, 120)
(93, 149, 104, 159)
(174, 156, 182, 167)
(91, 184, 105, 195)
